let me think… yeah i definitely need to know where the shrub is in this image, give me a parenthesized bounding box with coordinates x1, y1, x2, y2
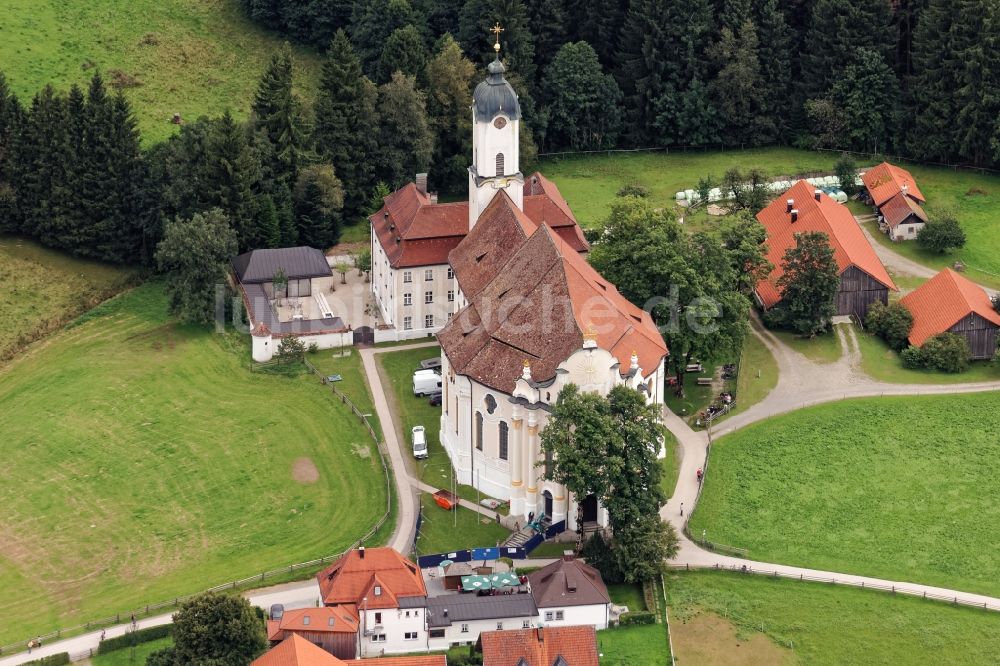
(618, 611, 657, 626)
(865, 301, 913, 351)
(834, 153, 859, 196)
(921, 333, 970, 373)
(146, 646, 175, 666)
(760, 306, 787, 330)
(900, 346, 925, 369)
(616, 182, 648, 198)
(24, 654, 70, 666)
(918, 215, 966, 253)
(992, 294, 1000, 315)
(307, 342, 319, 354)
(580, 532, 623, 584)
(275, 336, 306, 362)
(99, 624, 172, 654)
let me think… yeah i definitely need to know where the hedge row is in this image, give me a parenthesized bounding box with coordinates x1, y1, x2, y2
(618, 611, 657, 626)
(98, 624, 172, 654)
(24, 654, 70, 666)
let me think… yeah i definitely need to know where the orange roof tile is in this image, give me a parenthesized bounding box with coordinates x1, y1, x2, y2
(862, 162, 925, 206)
(879, 191, 928, 228)
(370, 174, 588, 269)
(316, 548, 426, 609)
(900, 269, 1000, 346)
(440, 193, 666, 394)
(274, 607, 360, 635)
(359, 657, 447, 666)
(479, 626, 598, 666)
(755, 180, 896, 309)
(252, 635, 346, 666)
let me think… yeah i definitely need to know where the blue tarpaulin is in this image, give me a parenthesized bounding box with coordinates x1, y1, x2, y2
(471, 547, 500, 561)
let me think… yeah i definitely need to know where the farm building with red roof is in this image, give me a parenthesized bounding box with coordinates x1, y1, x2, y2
(861, 162, 929, 241)
(756, 180, 896, 318)
(900, 269, 1000, 359)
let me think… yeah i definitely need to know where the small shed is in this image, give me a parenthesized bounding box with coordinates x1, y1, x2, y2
(900, 269, 1000, 360)
(879, 191, 929, 241)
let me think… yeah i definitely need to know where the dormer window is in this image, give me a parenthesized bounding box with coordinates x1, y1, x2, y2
(374, 585, 382, 596)
(302, 616, 310, 625)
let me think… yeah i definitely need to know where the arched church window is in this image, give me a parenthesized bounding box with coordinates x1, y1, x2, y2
(499, 421, 509, 460)
(475, 412, 484, 451)
(495, 152, 504, 176)
(484, 394, 497, 414)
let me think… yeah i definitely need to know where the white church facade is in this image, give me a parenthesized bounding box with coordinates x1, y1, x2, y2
(370, 40, 668, 530)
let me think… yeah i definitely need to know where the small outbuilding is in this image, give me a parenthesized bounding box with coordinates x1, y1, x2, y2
(861, 162, 925, 207)
(900, 269, 1000, 360)
(879, 191, 929, 241)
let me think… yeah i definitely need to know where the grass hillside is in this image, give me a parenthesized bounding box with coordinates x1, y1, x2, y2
(667, 571, 1000, 665)
(1, 0, 321, 143)
(0, 236, 135, 362)
(0, 283, 386, 645)
(691, 393, 1000, 597)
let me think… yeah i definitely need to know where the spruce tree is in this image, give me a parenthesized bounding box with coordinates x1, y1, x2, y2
(21, 86, 70, 246)
(0, 73, 23, 232)
(375, 72, 433, 188)
(754, 0, 792, 140)
(252, 43, 307, 185)
(207, 110, 261, 250)
(569, 0, 627, 67)
(542, 42, 623, 151)
(458, 0, 536, 86)
(528, 0, 569, 72)
(375, 24, 429, 84)
(293, 163, 344, 249)
(709, 20, 770, 145)
(953, 0, 1000, 166)
(98, 92, 147, 263)
(313, 29, 378, 222)
(350, 0, 419, 75)
(425, 35, 476, 192)
(907, 0, 959, 161)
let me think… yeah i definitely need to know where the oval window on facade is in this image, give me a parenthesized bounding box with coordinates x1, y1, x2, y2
(484, 394, 497, 414)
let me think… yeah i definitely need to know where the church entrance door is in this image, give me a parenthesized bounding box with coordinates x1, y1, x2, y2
(543, 490, 553, 518)
(581, 494, 598, 523)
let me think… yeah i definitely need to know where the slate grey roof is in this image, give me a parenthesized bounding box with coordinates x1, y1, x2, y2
(398, 596, 428, 609)
(425, 594, 537, 628)
(240, 282, 346, 336)
(232, 247, 331, 283)
(473, 59, 521, 121)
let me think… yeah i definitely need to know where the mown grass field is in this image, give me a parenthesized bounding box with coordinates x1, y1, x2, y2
(855, 330, 1000, 384)
(597, 623, 667, 666)
(666, 570, 1000, 665)
(0, 283, 386, 645)
(91, 637, 172, 666)
(690, 393, 1000, 597)
(1, 0, 321, 144)
(0, 236, 135, 362)
(770, 327, 843, 364)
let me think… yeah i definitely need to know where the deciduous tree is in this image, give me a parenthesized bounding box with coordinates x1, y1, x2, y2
(917, 214, 966, 253)
(865, 300, 914, 351)
(775, 231, 840, 336)
(375, 72, 433, 188)
(171, 592, 267, 666)
(541, 42, 622, 151)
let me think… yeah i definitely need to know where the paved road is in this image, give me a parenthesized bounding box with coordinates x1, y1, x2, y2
(661, 323, 1000, 610)
(0, 580, 321, 666)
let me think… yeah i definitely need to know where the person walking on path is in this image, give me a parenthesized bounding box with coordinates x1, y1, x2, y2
(680, 502, 684, 516)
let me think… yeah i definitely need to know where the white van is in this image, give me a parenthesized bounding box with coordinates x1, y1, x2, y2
(412, 425, 428, 459)
(412, 369, 441, 396)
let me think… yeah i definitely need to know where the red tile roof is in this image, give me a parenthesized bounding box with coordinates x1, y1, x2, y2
(900, 269, 1000, 346)
(755, 180, 896, 309)
(252, 635, 346, 666)
(479, 626, 599, 666)
(270, 607, 360, 637)
(862, 162, 925, 207)
(316, 547, 426, 609)
(879, 191, 928, 229)
(440, 193, 667, 394)
(360, 657, 447, 666)
(370, 174, 588, 269)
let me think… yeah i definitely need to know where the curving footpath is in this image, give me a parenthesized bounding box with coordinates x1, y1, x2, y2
(661, 321, 1000, 610)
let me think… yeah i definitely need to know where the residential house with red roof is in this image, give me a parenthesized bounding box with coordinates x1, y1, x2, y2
(315, 546, 428, 658)
(527, 554, 611, 630)
(252, 634, 446, 666)
(861, 162, 929, 241)
(900, 269, 1000, 359)
(266, 607, 360, 660)
(372, 40, 667, 531)
(478, 626, 599, 666)
(756, 180, 896, 319)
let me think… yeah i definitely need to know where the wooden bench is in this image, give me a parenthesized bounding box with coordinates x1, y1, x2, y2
(686, 363, 704, 373)
(696, 377, 713, 386)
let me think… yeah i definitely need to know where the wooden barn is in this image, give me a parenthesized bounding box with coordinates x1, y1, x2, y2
(756, 180, 897, 319)
(266, 607, 359, 660)
(901, 269, 1000, 360)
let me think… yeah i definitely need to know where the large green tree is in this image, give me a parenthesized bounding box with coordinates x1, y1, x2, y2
(313, 30, 378, 221)
(0, 72, 23, 232)
(251, 43, 307, 185)
(350, 0, 420, 75)
(293, 163, 344, 248)
(155, 209, 239, 326)
(589, 197, 752, 394)
(541, 42, 623, 151)
(708, 19, 770, 146)
(775, 231, 840, 336)
(170, 592, 267, 666)
(459, 0, 536, 85)
(375, 24, 429, 84)
(425, 35, 476, 192)
(917, 214, 966, 253)
(826, 48, 901, 153)
(540, 384, 678, 583)
(375, 72, 433, 188)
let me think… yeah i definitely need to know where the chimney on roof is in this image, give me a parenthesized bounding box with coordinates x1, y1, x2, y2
(786, 198, 794, 213)
(429, 192, 439, 204)
(814, 189, 822, 201)
(790, 209, 799, 223)
(443, 608, 448, 617)
(901, 183, 909, 195)
(415, 173, 428, 196)
(359, 546, 365, 559)
(562, 550, 575, 563)
(537, 627, 544, 642)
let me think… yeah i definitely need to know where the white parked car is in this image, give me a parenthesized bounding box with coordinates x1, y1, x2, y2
(412, 425, 428, 459)
(412, 369, 441, 396)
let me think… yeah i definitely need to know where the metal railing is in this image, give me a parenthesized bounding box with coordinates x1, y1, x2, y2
(1, 358, 394, 658)
(666, 562, 1000, 613)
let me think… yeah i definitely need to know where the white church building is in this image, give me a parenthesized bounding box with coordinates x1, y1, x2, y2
(370, 40, 668, 531)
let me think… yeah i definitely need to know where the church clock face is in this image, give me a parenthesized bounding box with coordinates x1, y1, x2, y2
(493, 116, 507, 129)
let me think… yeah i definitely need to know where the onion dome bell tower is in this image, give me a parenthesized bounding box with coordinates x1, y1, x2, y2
(468, 24, 523, 229)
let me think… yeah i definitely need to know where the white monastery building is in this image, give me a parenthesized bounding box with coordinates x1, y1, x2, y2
(370, 40, 669, 531)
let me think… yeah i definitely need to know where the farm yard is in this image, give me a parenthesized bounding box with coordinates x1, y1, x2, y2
(0, 283, 387, 646)
(666, 570, 1000, 665)
(0, 236, 135, 362)
(0, 0, 321, 143)
(690, 393, 1000, 598)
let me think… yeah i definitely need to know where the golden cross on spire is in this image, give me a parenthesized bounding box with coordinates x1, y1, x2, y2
(491, 23, 504, 53)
